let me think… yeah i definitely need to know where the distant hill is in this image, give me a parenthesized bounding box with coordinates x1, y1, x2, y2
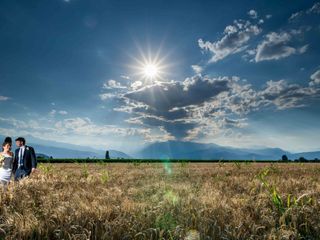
(1, 135, 319, 160)
(289, 151, 320, 160)
(135, 140, 318, 160)
(0, 135, 131, 159)
(36, 153, 51, 159)
(31, 144, 131, 159)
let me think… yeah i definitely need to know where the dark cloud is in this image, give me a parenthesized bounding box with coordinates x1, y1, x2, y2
(139, 116, 197, 139)
(124, 76, 231, 111)
(114, 75, 237, 139)
(100, 72, 320, 141)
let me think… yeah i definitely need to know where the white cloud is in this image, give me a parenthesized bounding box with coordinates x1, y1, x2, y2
(49, 109, 56, 116)
(49, 109, 68, 116)
(54, 117, 150, 138)
(120, 75, 130, 80)
(306, 2, 320, 14)
(289, 11, 304, 22)
(58, 110, 68, 115)
(191, 65, 203, 74)
(289, 2, 320, 21)
(0, 115, 150, 146)
(130, 81, 143, 90)
(298, 44, 309, 54)
(0, 96, 9, 101)
(0, 117, 53, 132)
(103, 79, 127, 89)
(248, 9, 258, 19)
(254, 32, 308, 62)
(198, 19, 261, 63)
(107, 72, 320, 141)
(310, 69, 320, 86)
(99, 93, 116, 100)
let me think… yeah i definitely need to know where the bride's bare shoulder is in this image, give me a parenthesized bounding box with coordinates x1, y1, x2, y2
(8, 152, 13, 157)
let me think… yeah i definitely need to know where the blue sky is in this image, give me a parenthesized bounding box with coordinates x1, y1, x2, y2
(0, 0, 320, 153)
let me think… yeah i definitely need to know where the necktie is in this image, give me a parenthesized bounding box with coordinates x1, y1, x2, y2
(19, 148, 22, 167)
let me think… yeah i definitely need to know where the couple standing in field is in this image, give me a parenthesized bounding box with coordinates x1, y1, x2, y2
(0, 136, 37, 186)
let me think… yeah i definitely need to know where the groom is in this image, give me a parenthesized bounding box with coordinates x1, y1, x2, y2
(12, 137, 37, 181)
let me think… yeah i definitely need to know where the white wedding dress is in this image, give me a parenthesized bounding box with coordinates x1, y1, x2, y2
(0, 152, 13, 184)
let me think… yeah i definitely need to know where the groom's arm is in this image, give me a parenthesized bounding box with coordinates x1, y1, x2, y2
(12, 149, 18, 174)
(30, 147, 37, 171)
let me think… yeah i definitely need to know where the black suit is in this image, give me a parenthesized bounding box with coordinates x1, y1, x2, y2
(12, 145, 37, 180)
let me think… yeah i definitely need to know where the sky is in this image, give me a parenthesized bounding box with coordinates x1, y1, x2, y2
(0, 0, 320, 154)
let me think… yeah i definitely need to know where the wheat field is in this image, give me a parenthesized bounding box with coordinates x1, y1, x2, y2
(0, 162, 319, 240)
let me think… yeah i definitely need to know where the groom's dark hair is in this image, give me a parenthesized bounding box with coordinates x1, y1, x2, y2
(15, 137, 25, 144)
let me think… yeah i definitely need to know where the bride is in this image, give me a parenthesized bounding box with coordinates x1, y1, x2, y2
(0, 137, 14, 186)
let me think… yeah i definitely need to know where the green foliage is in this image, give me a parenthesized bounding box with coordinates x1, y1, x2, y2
(100, 170, 109, 184)
(271, 187, 285, 213)
(179, 160, 189, 168)
(257, 166, 314, 216)
(132, 159, 142, 167)
(81, 163, 89, 178)
(257, 167, 285, 213)
(164, 190, 179, 206)
(38, 163, 55, 174)
(155, 212, 176, 231)
(233, 161, 241, 169)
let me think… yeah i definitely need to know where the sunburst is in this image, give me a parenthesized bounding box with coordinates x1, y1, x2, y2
(128, 43, 171, 82)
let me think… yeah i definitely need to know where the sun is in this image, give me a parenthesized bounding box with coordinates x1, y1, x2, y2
(128, 45, 172, 82)
(133, 58, 166, 82)
(143, 64, 159, 79)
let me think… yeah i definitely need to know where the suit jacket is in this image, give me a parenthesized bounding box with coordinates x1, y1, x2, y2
(12, 145, 37, 174)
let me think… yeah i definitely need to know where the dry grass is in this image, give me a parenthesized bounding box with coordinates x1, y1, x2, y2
(0, 162, 319, 239)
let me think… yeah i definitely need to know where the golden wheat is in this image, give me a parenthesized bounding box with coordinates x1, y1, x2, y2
(0, 162, 319, 239)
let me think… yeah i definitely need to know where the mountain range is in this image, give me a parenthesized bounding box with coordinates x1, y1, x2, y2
(134, 141, 320, 160)
(0, 135, 130, 159)
(0, 135, 319, 160)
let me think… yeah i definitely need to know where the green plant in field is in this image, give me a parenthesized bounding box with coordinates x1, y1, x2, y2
(271, 186, 285, 213)
(38, 163, 55, 174)
(233, 161, 241, 169)
(132, 159, 142, 167)
(269, 163, 279, 173)
(164, 190, 179, 206)
(314, 168, 320, 174)
(155, 212, 176, 232)
(257, 167, 285, 213)
(179, 160, 189, 168)
(257, 167, 270, 183)
(256, 166, 314, 215)
(1, 162, 319, 239)
(97, 160, 108, 167)
(100, 170, 109, 184)
(81, 163, 89, 178)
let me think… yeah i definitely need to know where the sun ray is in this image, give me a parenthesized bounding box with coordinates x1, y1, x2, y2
(126, 42, 174, 84)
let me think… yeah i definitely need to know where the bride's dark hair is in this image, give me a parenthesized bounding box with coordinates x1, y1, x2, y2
(2, 137, 12, 147)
